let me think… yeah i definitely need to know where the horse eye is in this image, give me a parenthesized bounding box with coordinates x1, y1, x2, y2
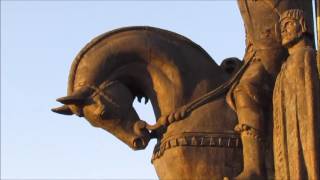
(99, 110, 106, 119)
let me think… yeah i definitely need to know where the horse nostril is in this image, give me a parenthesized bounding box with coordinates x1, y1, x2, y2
(133, 138, 145, 149)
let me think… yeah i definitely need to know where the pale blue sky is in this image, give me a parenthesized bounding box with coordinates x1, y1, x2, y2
(1, 1, 246, 179)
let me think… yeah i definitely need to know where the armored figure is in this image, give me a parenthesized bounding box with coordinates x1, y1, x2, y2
(273, 9, 320, 180)
(226, 1, 316, 179)
(227, 1, 286, 179)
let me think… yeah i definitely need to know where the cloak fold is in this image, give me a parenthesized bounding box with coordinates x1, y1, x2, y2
(273, 47, 320, 180)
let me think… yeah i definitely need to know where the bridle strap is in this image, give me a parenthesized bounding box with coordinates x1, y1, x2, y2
(88, 81, 121, 108)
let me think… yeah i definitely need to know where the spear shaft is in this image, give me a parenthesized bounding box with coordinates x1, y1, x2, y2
(317, 0, 319, 49)
(317, 0, 320, 76)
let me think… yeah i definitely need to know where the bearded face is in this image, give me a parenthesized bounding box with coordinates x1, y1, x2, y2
(280, 18, 303, 47)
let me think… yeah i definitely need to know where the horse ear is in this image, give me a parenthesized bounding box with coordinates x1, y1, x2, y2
(56, 94, 86, 105)
(51, 105, 73, 115)
(56, 88, 90, 105)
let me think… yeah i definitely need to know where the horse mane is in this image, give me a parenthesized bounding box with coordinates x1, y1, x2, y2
(67, 26, 215, 95)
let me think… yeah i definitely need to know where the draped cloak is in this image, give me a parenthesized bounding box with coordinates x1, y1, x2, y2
(273, 47, 320, 180)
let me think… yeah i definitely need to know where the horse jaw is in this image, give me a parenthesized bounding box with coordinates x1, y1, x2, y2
(80, 81, 151, 150)
(95, 108, 150, 150)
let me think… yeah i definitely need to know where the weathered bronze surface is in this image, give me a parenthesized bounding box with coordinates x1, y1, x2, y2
(52, 1, 320, 179)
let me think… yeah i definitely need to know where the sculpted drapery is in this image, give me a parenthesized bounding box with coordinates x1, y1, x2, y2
(273, 9, 320, 180)
(273, 46, 320, 180)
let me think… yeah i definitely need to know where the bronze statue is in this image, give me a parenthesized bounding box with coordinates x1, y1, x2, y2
(273, 9, 320, 180)
(52, 1, 319, 179)
(52, 27, 243, 179)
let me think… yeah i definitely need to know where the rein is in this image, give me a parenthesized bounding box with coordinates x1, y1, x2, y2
(89, 52, 256, 139)
(143, 1, 283, 135)
(136, 51, 256, 136)
(89, 51, 256, 140)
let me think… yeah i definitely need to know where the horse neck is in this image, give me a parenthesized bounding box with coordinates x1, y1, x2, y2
(110, 60, 226, 120)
